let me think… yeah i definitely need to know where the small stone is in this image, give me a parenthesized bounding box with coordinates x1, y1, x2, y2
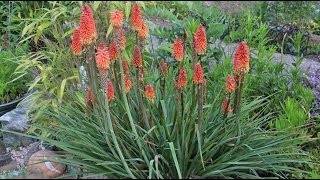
(27, 150, 66, 178)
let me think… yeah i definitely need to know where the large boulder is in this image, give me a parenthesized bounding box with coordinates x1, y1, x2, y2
(0, 102, 35, 148)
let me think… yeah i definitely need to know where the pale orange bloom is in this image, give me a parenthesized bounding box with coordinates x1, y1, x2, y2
(122, 59, 130, 75)
(138, 21, 148, 41)
(177, 67, 187, 89)
(131, 3, 143, 32)
(118, 28, 126, 51)
(193, 63, 204, 84)
(110, 10, 124, 28)
(96, 43, 110, 70)
(145, 85, 155, 101)
(173, 39, 184, 61)
(233, 41, 250, 75)
(124, 75, 132, 93)
(194, 24, 207, 55)
(225, 75, 236, 93)
(106, 80, 115, 102)
(109, 40, 118, 62)
(132, 45, 142, 67)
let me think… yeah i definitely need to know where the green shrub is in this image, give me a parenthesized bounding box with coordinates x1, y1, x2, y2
(0, 43, 31, 104)
(273, 97, 308, 131)
(14, 2, 313, 179)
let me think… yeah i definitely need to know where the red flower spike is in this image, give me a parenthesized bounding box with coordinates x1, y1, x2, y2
(145, 85, 155, 101)
(159, 60, 168, 77)
(122, 59, 130, 75)
(132, 45, 143, 68)
(193, 63, 204, 84)
(86, 87, 94, 104)
(96, 43, 110, 71)
(233, 41, 250, 75)
(131, 3, 143, 32)
(124, 75, 132, 93)
(173, 39, 184, 61)
(176, 67, 187, 89)
(110, 10, 124, 28)
(79, 4, 97, 45)
(138, 21, 148, 41)
(109, 40, 118, 62)
(106, 80, 115, 102)
(225, 75, 236, 93)
(118, 28, 126, 51)
(71, 28, 82, 56)
(194, 24, 207, 55)
(222, 97, 232, 114)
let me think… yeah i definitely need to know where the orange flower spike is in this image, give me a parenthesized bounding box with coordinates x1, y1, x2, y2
(177, 67, 188, 89)
(131, 45, 143, 68)
(225, 75, 236, 93)
(71, 28, 82, 56)
(124, 75, 132, 93)
(159, 60, 168, 77)
(106, 80, 115, 102)
(96, 43, 110, 71)
(233, 41, 250, 76)
(173, 39, 184, 61)
(110, 10, 124, 28)
(131, 3, 143, 32)
(145, 85, 155, 101)
(221, 97, 232, 114)
(109, 40, 118, 62)
(118, 28, 126, 51)
(79, 4, 97, 45)
(193, 63, 204, 84)
(138, 21, 148, 41)
(194, 24, 207, 55)
(122, 59, 130, 75)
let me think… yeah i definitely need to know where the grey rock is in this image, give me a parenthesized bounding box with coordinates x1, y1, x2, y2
(0, 100, 36, 148)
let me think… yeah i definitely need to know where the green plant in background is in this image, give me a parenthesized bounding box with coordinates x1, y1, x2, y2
(260, 1, 317, 30)
(273, 97, 308, 131)
(0, 43, 31, 104)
